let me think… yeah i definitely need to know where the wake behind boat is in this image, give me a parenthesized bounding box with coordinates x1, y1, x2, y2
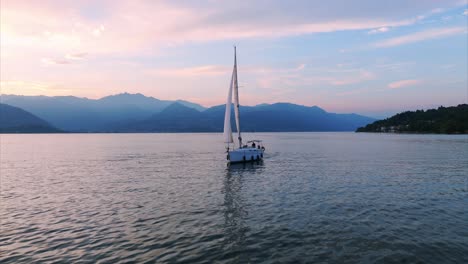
(223, 47, 265, 163)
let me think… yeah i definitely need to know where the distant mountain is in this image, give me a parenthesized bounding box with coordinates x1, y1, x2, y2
(120, 102, 214, 132)
(0, 103, 61, 133)
(1, 93, 375, 132)
(356, 104, 468, 134)
(0, 93, 206, 131)
(115, 102, 375, 132)
(174, 100, 206, 112)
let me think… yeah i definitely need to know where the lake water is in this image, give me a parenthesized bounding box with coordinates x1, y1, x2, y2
(1, 133, 467, 263)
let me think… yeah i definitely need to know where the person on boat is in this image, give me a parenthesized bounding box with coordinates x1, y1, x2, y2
(252, 142, 256, 148)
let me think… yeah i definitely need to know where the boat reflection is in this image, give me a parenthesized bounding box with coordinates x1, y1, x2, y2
(227, 159, 264, 169)
(222, 162, 263, 255)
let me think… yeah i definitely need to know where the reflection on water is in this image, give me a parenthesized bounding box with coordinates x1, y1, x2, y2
(222, 162, 264, 260)
(1, 133, 467, 263)
(223, 167, 247, 256)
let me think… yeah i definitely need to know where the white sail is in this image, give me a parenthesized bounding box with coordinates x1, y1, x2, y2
(223, 61, 235, 144)
(232, 46, 242, 147)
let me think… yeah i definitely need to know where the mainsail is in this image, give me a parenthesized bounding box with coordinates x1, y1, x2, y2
(232, 46, 242, 147)
(223, 56, 235, 144)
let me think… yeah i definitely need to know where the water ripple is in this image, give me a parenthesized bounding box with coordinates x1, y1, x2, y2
(1, 133, 467, 263)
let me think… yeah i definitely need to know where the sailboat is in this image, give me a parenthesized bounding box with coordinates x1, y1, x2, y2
(224, 46, 265, 163)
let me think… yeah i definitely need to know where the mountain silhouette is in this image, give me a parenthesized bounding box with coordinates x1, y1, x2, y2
(1, 93, 375, 132)
(0, 103, 61, 133)
(1, 93, 205, 131)
(115, 102, 375, 132)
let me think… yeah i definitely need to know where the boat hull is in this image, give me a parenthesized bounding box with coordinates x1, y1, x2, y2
(228, 147, 264, 163)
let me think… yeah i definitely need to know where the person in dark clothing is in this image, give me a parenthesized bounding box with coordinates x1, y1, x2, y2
(252, 142, 256, 148)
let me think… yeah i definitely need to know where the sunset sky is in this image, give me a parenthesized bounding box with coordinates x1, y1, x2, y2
(1, 0, 467, 116)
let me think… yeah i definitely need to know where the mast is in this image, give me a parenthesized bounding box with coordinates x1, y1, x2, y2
(232, 46, 242, 147)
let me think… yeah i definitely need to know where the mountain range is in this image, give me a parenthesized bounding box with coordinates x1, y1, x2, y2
(0, 103, 61, 133)
(1, 93, 205, 131)
(1, 93, 375, 133)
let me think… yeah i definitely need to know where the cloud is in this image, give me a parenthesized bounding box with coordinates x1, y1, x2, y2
(1, 80, 50, 91)
(295, 64, 306, 71)
(65, 52, 88, 60)
(41, 52, 87, 65)
(464, 9, 468, 16)
(374, 27, 466, 47)
(388, 79, 422, 89)
(430, 8, 445, 14)
(1, 0, 463, 56)
(41, 57, 71, 65)
(147, 65, 230, 77)
(368, 27, 390, 34)
(150, 63, 310, 78)
(39, 51, 89, 66)
(92, 25, 105, 37)
(0, 80, 72, 94)
(415, 7, 448, 21)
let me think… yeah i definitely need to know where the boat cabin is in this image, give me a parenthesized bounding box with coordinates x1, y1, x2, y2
(243, 140, 265, 150)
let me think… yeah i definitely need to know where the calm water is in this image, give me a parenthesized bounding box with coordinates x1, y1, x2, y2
(1, 133, 467, 263)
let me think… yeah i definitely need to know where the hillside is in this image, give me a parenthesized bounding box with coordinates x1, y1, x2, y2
(0, 104, 61, 133)
(356, 104, 468, 134)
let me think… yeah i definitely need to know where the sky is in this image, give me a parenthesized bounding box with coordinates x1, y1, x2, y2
(1, 0, 467, 117)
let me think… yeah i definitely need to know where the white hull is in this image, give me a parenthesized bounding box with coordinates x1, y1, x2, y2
(228, 147, 264, 163)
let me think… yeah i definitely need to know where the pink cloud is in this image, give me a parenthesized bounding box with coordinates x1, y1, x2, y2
(41, 57, 72, 65)
(1, 0, 448, 57)
(65, 52, 88, 60)
(147, 65, 230, 77)
(388, 79, 422, 89)
(295, 64, 306, 71)
(374, 27, 466, 47)
(0, 80, 72, 94)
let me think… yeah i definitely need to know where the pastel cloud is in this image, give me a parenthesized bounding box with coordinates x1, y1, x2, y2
(41, 53, 87, 65)
(374, 27, 466, 47)
(148, 65, 230, 77)
(368, 27, 390, 34)
(41, 58, 72, 65)
(295, 64, 306, 71)
(65, 52, 88, 60)
(1, 0, 462, 56)
(0, 80, 72, 94)
(388, 79, 422, 89)
(92, 25, 105, 37)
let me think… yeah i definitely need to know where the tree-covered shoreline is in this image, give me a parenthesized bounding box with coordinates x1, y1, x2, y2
(356, 104, 468, 134)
